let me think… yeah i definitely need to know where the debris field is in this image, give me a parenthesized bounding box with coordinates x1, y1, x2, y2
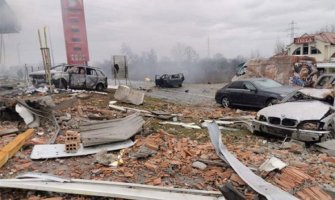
(0, 88, 334, 200)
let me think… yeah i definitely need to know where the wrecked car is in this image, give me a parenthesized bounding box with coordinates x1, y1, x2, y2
(215, 78, 297, 108)
(314, 73, 335, 89)
(252, 88, 335, 142)
(29, 64, 108, 91)
(155, 73, 184, 88)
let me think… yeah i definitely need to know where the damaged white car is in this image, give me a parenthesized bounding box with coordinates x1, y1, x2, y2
(252, 88, 335, 142)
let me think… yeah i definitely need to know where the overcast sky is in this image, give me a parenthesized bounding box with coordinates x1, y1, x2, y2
(2, 0, 335, 66)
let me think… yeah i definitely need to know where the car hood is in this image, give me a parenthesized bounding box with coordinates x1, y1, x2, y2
(299, 88, 333, 100)
(263, 86, 298, 95)
(29, 70, 57, 76)
(258, 101, 331, 120)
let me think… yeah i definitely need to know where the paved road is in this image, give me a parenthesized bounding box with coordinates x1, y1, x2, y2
(109, 80, 226, 106)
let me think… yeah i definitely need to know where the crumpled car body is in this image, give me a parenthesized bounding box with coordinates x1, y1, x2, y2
(155, 73, 184, 88)
(29, 64, 107, 91)
(252, 89, 335, 142)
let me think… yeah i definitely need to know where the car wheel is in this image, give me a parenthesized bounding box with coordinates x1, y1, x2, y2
(60, 79, 67, 89)
(221, 97, 230, 108)
(96, 83, 105, 91)
(266, 98, 278, 107)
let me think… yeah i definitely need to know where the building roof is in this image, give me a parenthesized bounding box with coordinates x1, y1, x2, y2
(298, 32, 335, 45)
(315, 32, 335, 44)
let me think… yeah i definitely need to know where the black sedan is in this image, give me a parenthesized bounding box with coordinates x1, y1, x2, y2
(215, 78, 297, 108)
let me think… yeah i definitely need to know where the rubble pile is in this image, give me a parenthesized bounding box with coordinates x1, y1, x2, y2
(0, 89, 334, 199)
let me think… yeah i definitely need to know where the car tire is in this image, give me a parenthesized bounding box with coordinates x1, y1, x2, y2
(266, 98, 278, 107)
(54, 79, 67, 89)
(221, 97, 230, 108)
(96, 83, 105, 91)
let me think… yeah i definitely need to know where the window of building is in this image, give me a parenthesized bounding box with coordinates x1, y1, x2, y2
(69, 18, 80, 24)
(292, 47, 301, 55)
(72, 38, 81, 42)
(311, 46, 321, 54)
(303, 43, 309, 55)
(71, 28, 80, 33)
(73, 47, 81, 51)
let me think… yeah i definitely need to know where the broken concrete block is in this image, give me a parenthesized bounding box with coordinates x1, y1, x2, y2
(192, 161, 207, 170)
(114, 85, 144, 105)
(129, 146, 157, 159)
(259, 156, 287, 172)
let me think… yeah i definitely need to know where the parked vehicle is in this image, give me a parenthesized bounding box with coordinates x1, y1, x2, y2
(155, 73, 184, 88)
(314, 73, 335, 89)
(29, 64, 108, 91)
(215, 78, 297, 108)
(252, 88, 335, 142)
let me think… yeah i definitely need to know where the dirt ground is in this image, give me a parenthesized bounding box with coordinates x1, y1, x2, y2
(0, 85, 334, 200)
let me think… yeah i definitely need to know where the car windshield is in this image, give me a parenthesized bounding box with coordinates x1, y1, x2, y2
(253, 79, 282, 88)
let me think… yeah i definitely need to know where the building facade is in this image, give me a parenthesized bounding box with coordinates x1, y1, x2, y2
(287, 32, 335, 71)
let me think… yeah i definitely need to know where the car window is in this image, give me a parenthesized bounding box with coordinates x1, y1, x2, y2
(253, 79, 282, 88)
(87, 69, 97, 76)
(96, 70, 105, 77)
(243, 82, 256, 90)
(228, 81, 244, 89)
(316, 76, 331, 87)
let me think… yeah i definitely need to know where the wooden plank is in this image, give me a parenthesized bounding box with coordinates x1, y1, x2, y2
(0, 129, 34, 168)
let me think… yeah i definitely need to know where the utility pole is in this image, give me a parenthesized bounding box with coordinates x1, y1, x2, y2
(289, 21, 297, 40)
(38, 26, 53, 93)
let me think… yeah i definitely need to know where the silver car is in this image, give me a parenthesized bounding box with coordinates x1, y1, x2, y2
(252, 88, 335, 142)
(29, 64, 108, 91)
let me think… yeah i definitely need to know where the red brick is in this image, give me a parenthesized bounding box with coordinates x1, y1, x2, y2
(144, 162, 158, 172)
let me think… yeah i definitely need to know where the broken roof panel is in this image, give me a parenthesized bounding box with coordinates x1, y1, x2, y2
(0, 0, 21, 33)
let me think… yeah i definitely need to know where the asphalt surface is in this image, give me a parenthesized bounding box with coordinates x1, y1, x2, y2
(109, 80, 225, 106)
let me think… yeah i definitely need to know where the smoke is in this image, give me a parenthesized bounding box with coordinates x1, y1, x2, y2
(0, 0, 21, 34)
(94, 43, 246, 84)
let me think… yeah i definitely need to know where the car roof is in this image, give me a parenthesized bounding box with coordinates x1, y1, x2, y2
(52, 64, 103, 70)
(234, 78, 270, 82)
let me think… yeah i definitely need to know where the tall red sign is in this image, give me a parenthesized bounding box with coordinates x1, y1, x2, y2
(61, 0, 89, 65)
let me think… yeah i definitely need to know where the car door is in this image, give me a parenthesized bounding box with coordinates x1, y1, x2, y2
(225, 81, 245, 105)
(86, 68, 99, 89)
(239, 81, 261, 107)
(69, 66, 86, 89)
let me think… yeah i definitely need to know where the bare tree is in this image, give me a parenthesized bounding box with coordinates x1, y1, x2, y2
(274, 39, 286, 55)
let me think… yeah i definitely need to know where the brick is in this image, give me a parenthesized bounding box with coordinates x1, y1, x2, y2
(16, 162, 32, 171)
(230, 173, 245, 186)
(144, 162, 158, 172)
(65, 142, 80, 153)
(144, 141, 159, 151)
(152, 177, 161, 185)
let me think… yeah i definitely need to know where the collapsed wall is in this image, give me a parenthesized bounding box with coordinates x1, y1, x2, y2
(236, 56, 317, 86)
